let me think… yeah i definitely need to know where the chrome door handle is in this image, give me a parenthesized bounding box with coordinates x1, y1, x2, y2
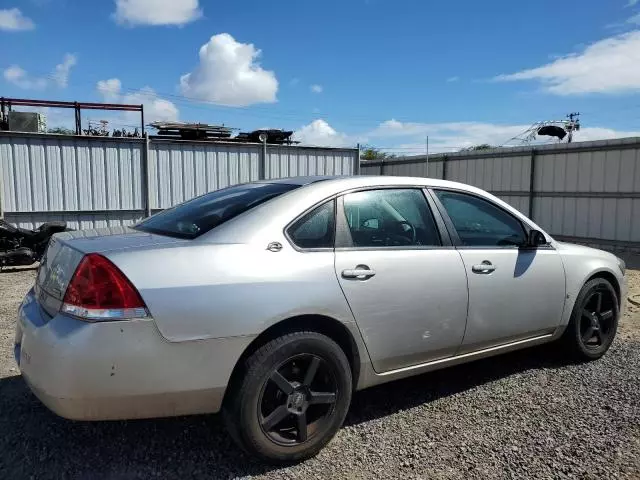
(342, 267, 376, 279)
(472, 262, 496, 274)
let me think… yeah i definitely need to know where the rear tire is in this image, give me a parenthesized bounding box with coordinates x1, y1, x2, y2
(561, 277, 619, 361)
(222, 331, 352, 464)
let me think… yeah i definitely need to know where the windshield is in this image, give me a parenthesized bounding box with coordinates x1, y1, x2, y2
(134, 183, 300, 239)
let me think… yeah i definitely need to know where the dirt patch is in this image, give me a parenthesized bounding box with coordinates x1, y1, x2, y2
(621, 269, 640, 341)
(0, 267, 36, 378)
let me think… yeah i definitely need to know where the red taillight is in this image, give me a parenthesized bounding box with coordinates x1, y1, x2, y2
(62, 253, 148, 321)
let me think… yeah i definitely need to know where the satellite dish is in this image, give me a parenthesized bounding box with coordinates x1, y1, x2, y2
(537, 125, 567, 140)
(258, 132, 268, 143)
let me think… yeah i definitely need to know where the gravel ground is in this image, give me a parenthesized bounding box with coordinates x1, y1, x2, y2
(0, 264, 639, 479)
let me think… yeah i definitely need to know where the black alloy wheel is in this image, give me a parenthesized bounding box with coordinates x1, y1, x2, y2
(579, 290, 616, 350)
(223, 331, 352, 463)
(563, 277, 619, 360)
(258, 354, 338, 446)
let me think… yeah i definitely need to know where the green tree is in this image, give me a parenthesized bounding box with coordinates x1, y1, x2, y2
(47, 127, 75, 135)
(465, 144, 495, 151)
(360, 145, 394, 160)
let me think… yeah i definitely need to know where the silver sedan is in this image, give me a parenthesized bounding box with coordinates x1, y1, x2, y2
(15, 176, 627, 463)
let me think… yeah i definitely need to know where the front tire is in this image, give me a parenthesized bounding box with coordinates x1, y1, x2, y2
(222, 331, 352, 464)
(561, 277, 619, 361)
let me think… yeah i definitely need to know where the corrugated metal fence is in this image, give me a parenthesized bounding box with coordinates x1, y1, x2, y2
(361, 138, 640, 251)
(0, 132, 358, 229)
(3, 132, 640, 251)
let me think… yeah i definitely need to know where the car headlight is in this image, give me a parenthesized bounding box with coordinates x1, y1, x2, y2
(617, 257, 626, 276)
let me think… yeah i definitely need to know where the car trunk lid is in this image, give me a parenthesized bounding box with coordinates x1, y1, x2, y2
(35, 227, 188, 317)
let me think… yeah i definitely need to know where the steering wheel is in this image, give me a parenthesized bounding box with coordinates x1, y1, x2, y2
(496, 234, 525, 247)
(386, 220, 416, 246)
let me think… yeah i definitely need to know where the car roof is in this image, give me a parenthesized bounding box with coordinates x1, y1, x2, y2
(257, 175, 340, 186)
(262, 175, 468, 191)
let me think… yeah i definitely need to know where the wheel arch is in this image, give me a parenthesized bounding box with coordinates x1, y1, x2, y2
(585, 269, 621, 307)
(223, 314, 363, 406)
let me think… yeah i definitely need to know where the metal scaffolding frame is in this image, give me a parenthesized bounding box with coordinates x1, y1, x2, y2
(0, 97, 145, 136)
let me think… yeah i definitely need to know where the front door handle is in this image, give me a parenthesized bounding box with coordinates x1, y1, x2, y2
(342, 265, 376, 279)
(472, 261, 496, 274)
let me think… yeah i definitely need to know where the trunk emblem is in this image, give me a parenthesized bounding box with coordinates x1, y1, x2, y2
(267, 242, 283, 252)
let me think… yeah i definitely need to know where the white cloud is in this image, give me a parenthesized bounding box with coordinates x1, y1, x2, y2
(3, 65, 46, 89)
(124, 87, 178, 122)
(3, 54, 76, 90)
(96, 78, 179, 123)
(628, 13, 640, 25)
(571, 126, 640, 141)
(371, 120, 529, 152)
(495, 31, 640, 95)
(51, 54, 77, 88)
(368, 119, 640, 153)
(627, 0, 638, 7)
(114, 0, 201, 26)
(291, 118, 640, 153)
(97, 78, 122, 101)
(0, 8, 35, 31)
(180, 33, 278, 107)
(310, 84, 323, 93)
(446, 76, 460, 83)
(294, 119, 350, 147)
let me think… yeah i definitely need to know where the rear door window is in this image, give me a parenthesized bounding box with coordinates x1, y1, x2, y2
(135, 183, 300, 239)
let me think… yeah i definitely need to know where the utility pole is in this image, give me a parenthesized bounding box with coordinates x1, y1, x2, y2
(566, 112, 580, 143)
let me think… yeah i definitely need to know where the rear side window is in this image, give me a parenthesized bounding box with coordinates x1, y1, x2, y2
(135, 183, 300, 239)
(287, 200, 335, 249)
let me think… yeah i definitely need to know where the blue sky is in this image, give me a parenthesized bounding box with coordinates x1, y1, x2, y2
(2, 0, 640, 153)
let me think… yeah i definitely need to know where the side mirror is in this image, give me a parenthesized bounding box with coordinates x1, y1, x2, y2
(527, 229, 547, 247)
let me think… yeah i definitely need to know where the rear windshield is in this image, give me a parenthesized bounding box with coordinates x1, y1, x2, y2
(134, 182, 300, 239)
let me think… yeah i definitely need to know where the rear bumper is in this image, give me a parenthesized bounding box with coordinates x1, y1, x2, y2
(15, 289, 254, 421)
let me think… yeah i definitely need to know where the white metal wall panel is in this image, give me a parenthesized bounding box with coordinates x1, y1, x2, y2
(265, 147, 356, 179)
(361, 159, 444, 179)
(447, 155, 530, 192)
(495, 195, 529, 216)
(530, 142, 640, 241)
(532, 196, 640, 242)
(534, 148, 637, 193)
(148, 142, 261, 209)
(360, 163, 382, 175)
(0, 135, 143, 214)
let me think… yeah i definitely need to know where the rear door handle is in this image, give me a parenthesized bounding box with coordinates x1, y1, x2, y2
(472, 261, 496, 274)
(342, 266, 376, 279)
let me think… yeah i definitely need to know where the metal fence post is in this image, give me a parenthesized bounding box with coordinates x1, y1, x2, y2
(355, 143, 361, 175)
(442, 155, 448, 180)
(528, 148, 536, 219)
(260, 137, 267, 180)
(142, 134, 151, 217)
(0, 150, 4, 220)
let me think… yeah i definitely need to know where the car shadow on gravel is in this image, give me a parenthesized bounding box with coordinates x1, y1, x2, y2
(345, 343, 573, 427)
(0, 344, 574, 479)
